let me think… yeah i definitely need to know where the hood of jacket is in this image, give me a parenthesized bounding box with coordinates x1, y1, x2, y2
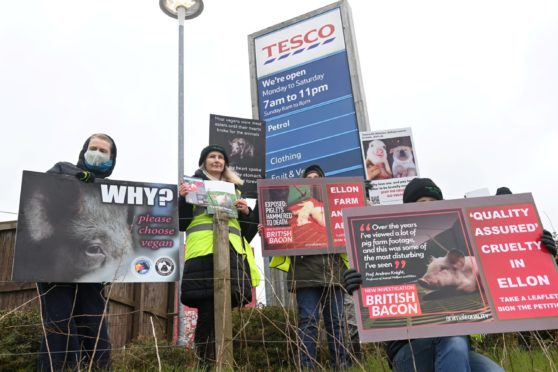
(76, 134, 117, 178)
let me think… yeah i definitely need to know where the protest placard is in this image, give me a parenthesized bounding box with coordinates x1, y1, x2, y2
(257, 176, 365, 256)
(209, 114, 265, 198)
(12, 171, 180, 282)
(360, 127, 419, 205)
(343, 193, 558, 342)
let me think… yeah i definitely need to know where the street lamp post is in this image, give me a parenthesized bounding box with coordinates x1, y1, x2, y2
(159, 0, 204, 346)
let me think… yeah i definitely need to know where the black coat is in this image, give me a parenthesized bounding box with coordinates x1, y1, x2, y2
(179, 169, 258, 308)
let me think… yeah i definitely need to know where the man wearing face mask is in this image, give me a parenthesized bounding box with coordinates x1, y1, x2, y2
(37, 133, 116, 371)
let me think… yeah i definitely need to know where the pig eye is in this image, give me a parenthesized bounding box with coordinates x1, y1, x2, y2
(86, 245, 103, 255)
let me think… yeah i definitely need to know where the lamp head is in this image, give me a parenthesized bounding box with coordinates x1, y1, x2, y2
(159, 0, 204, 19)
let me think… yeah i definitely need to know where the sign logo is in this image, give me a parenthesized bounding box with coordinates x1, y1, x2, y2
(133, 258, 151, 275)
(254, 8, 346, 78)
(262, 24, 336, 65)
(155, 257, 175, 276)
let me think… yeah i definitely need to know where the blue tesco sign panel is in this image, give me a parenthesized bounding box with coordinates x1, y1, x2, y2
(251, 6, 365, 179)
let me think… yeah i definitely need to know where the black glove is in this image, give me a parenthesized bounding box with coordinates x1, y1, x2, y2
(541, 229, 557, 256)
(76, 171, 95, 183)
(343, 268, 363, 295)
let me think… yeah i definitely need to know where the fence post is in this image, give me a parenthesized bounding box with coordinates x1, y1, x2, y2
(213, 210, 233, 369)
(132, 283, 145, 338)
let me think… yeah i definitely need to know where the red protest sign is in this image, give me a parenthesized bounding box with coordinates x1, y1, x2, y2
(467, 203, 558, 319)
(258, 177, 365, 256)
(343, 194, 558, 343)
(327, 182, 366, 247)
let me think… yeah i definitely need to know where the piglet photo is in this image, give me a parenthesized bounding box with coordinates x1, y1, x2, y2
(418, 249, 480, 295)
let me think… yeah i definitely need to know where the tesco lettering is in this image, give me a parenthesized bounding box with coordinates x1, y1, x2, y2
(261, 24, 335, 58)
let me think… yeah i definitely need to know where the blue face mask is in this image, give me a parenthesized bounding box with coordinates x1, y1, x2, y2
(85, 158, 113, 173)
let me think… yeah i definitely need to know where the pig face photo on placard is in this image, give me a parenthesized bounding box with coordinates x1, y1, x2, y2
(418, 249, 480, 299)
(229, 137, 255, 162)
(362, 136, 417, 181)
(410, 212, 485, 303)
(363, 139, 392, 180)
(13, 174, 134, 282)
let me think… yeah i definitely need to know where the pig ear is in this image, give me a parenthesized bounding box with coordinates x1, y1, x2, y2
(428, 255, 435, 263)
(448, 249, 465, 267)
(25, 192, 54, 242)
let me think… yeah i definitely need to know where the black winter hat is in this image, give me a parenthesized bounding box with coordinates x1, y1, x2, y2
(403, 178, 443, 203)
(76, 133, 117, 178)
(198, 144, 229, 166)
(496, 187, 512, 195)
(303, 164, 325, 178)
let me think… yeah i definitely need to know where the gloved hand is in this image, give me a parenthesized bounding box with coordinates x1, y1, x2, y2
(75, 171, 95, 183)
(343, 268, 363, 295)
(540, 229, 557, 256)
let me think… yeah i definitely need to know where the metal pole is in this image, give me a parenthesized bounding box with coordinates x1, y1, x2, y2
(177, 5, 186, 346)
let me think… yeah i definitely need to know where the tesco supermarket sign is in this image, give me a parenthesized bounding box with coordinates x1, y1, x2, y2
(255, 8, 345, 78)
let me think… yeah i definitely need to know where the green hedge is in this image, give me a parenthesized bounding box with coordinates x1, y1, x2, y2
(0, 309, 42, 371)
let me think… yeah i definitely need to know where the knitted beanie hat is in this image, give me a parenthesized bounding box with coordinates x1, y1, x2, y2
(403, 178, 443, 203)
(496, 187, 512, 195)
(198, 144, 229, 166)
(302, 164, 325, 178)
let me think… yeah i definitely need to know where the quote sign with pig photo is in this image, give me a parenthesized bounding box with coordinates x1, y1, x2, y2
(257, 177, 365, 256)
(360, 127, 419, 205)
(343, 193, 558, 342)
(209, 114, 265, 198)
(12, 171, 180, 283)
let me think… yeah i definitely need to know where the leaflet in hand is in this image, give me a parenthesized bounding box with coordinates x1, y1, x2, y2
(205, 180, 238, 219)
(182, 177, 238, 218)
(182, 177, 209, 206)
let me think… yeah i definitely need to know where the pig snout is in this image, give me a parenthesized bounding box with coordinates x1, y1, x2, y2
(418, 277, 436, 289)
(417, 278, 430, 288)
(418, 262, 452, 289)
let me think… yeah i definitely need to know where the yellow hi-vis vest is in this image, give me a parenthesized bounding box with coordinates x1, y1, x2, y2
(269, 253, 350, 272)
(185, 208, 260, 287)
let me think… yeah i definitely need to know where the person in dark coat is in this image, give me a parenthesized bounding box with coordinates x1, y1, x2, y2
(266, 164, 349, 370)
(37, 133, 116, 371)
(178, 144, 260, 366)
(384, 178, 503, 372)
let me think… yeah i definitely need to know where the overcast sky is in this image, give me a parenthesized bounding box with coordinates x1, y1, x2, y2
(1, 1, 557, 229)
